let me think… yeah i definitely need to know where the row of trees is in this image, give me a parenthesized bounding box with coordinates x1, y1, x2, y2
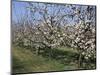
(12, 2, 96, 68)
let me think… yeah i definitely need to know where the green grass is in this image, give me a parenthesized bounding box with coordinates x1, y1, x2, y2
(12, 46, 79, 74)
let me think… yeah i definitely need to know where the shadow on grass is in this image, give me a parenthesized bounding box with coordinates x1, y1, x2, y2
(38, 48, 96, 69)
(39, 47, 79, 65)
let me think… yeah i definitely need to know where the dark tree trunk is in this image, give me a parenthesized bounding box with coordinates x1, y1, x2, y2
(78, 52, 82, 68)
(78, 49, 82, 68)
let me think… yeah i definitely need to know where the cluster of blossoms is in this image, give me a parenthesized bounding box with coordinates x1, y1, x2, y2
(13, 18, 96, 61)
(13, 19, 96, 60)
(71, 21, 96, 60)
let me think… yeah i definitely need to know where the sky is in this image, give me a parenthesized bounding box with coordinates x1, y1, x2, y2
(12, 0, 96, 25)
(12, 1, 29, 22)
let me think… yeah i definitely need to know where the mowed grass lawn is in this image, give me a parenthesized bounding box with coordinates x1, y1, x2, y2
(12, 46, 79, 74)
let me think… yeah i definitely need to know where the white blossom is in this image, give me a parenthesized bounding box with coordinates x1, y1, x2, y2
(63, 33, 66, 36)
(44, 32, 47, 34)
(58, 34, 60, 37)
(35, 32, 39, 34)
(60, 37, 63, 40)
(85, 56, 88, 60)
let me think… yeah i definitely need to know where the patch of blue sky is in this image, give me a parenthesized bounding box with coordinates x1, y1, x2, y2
(12, 1, 96, 26)
(12, 1, 29, 22)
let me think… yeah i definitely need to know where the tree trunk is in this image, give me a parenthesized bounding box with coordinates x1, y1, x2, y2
(78, 53, 82, 68)
(77, 48, 82, 68)
(36, 49, 40, 55)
